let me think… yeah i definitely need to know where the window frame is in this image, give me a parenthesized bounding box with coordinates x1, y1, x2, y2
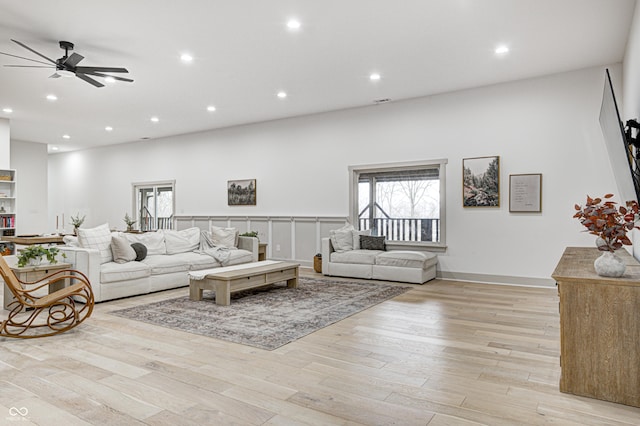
(131, 180, 176, 231)
(348, 159, 447, 251)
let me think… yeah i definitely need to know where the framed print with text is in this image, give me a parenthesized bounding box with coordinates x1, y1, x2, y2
(509, 173, 542, 212)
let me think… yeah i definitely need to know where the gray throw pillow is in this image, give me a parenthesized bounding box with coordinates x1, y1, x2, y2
(360, 235, 386, 251)
(131, 242, 147, 261)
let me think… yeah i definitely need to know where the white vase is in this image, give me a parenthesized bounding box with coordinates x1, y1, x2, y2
(27, 257, 42, 267)
(593, 251, 626, 277)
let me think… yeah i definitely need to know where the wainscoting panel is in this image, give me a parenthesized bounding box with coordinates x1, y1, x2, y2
(271, 219, 293, 260)
(174, 215, 348, 267)
(295, 219, 318, 264)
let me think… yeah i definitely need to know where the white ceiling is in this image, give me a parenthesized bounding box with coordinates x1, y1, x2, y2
(0, 0, 636, 153)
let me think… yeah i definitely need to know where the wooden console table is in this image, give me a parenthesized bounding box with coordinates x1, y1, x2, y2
(1, 235, 65, 245)
(552, 247, 640, 408)
(258, 243, 267, 261)
(4, 262, 72, 310)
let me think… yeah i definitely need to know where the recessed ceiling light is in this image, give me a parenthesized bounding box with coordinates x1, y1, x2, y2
(370, 73, 381, 81)
(180, 53, 194, 63)
(277, 91, 287, 99)
(150, 116, 159, 123)
(51, 146, 59, 151)
(105, 126, 113, 132)
(104, 76, 116, 84)
(286, 19, 301, 30)
(2, 108, 12, 113)
(46, 94, 58, 101)
(62, 134, 70, 139)
(206, 105, 216, 112)
(495, 45, 509, 55)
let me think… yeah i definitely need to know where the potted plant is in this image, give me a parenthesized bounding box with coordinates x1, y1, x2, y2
(573, 193, 640, 277)
(240, 231, 259, 241)
(17, 245, 65, 267)
(124, 213, 137, 232)
(70, 212, 85, 235)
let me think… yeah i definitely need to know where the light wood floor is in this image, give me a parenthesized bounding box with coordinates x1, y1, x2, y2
(1, 270, 639, 425)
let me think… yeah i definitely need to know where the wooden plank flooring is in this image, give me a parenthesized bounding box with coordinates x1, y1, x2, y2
(1, 270, 640, 425)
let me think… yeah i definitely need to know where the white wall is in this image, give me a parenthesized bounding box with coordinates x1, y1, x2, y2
(0, 118, 9, 169)
(624, 1, 640, 121)
(11, 140, 48, 235)
(48, 65, 619, 285)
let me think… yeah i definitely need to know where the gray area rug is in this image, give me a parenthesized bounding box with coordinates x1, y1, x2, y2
(110, 277, 411, 350)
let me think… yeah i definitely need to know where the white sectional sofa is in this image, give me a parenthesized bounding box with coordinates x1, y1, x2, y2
(321, 228, 437, 284)
(60, 225, 258, 302)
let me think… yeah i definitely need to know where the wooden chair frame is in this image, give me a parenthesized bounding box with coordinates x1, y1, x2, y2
(0, 255, 94, 338)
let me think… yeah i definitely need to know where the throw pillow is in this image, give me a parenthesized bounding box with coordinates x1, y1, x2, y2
(124, 231, 166, 255)
(62, 235, 79, 247)
(329, 224, 355, 252)
(352, 229, 371, 250)
(210, 225, 238, 248)
(164, 227, 200, 254)
(111, 235, 137, 264)
(77, 223, 113, 264)
(131, 243, 147, 261)
(360, 235, 386, 251)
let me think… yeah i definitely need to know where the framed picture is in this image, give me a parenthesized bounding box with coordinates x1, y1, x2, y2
(463, 156, 500, 207)
(509, 173, 542, 212)
(228, 179, 257, 206)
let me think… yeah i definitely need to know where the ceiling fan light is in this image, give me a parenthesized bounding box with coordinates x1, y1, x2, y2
(104, 76, 116, 83)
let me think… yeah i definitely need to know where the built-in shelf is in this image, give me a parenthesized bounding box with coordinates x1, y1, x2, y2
(0, 169, 17, 255)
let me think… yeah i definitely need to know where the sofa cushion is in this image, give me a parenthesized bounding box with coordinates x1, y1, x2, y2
(124, 231, 166, 255)
(227, 249, 254, 266)
(142, 254, 190, 275)
(100, 261, 150, 284)
(171, 252, 219, 270)
(164, 227, 200, 254)
(331, 249, 383, 265)
(210, 225, 239, 248)
(376, 251, 437, 269)
(330, 224, 355, 252)
(360, 235, 386, 251)
(77, 223, 113, 264)
(111, 235, 137, 263)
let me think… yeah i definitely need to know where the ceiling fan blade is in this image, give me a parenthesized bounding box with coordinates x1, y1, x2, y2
(49, 73, 61, 79)
(75, 66, 128, 73)
(84, 71, 134, 82)
(63, 52, 84, 67)
(11, 39, 56, 64)
(4, 65, 54, 68)
(0, 51, 52, 65)
(75, 72, 104, 87)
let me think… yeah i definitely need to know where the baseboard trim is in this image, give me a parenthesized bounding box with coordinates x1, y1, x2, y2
(437, 271, 556, 288)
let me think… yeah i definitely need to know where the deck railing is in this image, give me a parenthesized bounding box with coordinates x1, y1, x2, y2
(359, 217, 440, 242)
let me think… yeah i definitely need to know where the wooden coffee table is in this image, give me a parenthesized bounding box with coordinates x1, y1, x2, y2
(189, 261, 300, 305)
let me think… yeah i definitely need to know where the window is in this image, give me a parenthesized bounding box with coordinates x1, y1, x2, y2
(133, 181, 175, 231)
(349, 159, 446, 248)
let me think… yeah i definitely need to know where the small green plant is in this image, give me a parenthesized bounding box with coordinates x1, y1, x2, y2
(240, 231, 259, 240)
(17, 245, 65, 267)
(70, 212, 85, 228)
(124, 213, 137, 231)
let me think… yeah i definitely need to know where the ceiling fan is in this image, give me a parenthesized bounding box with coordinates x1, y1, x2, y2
(0, 39, 133, 87)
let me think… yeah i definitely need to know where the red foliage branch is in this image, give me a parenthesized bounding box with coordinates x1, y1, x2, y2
(574, 194, 640, 252)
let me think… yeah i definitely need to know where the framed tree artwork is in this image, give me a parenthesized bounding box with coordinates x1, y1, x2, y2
(228, 179, 257, 206)
(463, 156, 500, 207)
